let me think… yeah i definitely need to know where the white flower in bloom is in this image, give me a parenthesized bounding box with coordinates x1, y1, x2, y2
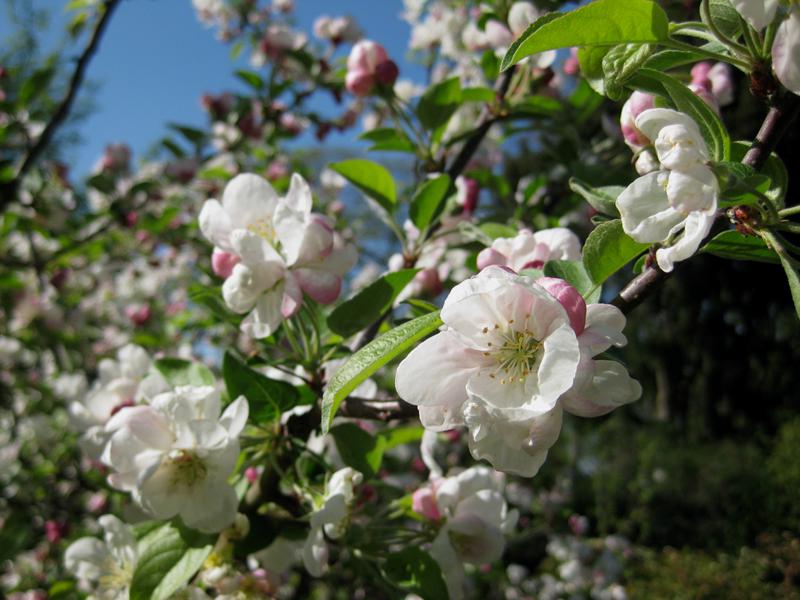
(773, 7, 800, 95)
(616, 108, 719, 272)
(102, 386, 248, 533)
(64, 515, 137, 599)
(69, 344, 168, 459)
(199, 173, 356, 338)
(730, 0, 779, 31)
(476, 228, 582, 272)
(396, 266, 581, 476)
(426, 467, 518, 599)
(303, 467, 362, 577)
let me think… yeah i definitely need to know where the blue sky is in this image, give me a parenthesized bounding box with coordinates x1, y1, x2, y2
(2, 0, 425, 178)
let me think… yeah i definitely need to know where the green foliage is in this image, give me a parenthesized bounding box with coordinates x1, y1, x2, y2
(582, 219, 649, 285)
(501, 0, 670, 71)
(222, 352, 299, 423)
(358, 127, 416, 153)
(569, 177, 622, 217)
(129, 522, 215, 600)
(543, 260, 601, 303)
(331, 423, 424, 479)
(321, 312, 443, 433)
(383, 547, 449, 600)
(702, 231, 778, 263)
(154, 358, 215, 387)
(416, 77, 462, 140)
(409, 174, 451, 231)
(766, 417, 800, 532)
(329, 159, 397, 214)
(328, 269, 420, 338)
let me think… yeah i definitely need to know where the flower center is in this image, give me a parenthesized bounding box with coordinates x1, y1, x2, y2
(98, 557, 133, 593)
(166, 449, 207, 488)
(482, 322, 542, 384)
(247, 217, 276, 244)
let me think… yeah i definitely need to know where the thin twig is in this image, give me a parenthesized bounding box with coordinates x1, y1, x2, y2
(338, 397, 418, 421)
(612, 93, 800, 314)
(1, 0, 121, 212)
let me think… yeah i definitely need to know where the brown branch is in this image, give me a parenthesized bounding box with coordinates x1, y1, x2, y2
(338, 396, 418, 421)
(0, 0, 121, 212)
(612, 93, 800, 314)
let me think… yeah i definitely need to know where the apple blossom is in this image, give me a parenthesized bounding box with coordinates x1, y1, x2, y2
(616, 108, 719, 272)
(313, 15, 362, 44)
(730, 0, 779, 31)
(345, 40, 398, 96)
(476, 228, 582, 272)
(620, 91, 655, 150)
(68, 344, 168, 459)
(396, 266, 582, 476)
(773, 7, 800, 95)
(691, 62, 735, 107)
(199, 172, 356, 338)
(303, 467, 363, 577)
(101, 386, 248, 533)
(64, 515, 137, 599)
(426, 466, 518, 599)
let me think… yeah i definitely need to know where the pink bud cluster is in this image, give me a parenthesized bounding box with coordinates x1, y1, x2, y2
(345, 41, 399, 97)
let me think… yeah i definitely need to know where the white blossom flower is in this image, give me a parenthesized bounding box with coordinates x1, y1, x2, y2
(476, 228, 582, 272)
(396, 266, 582, 476)
(68, 344, 168, 459)
(730, 0, 779, 31)
(64, 515, 137, 600)
(426, 467, 518, 599)
(302, 467, 363, 577)
(199, 173, 356, 338)
(773, 7, 800, 95)
(102, 386, 248, 533)
(616, 108, 719, 272)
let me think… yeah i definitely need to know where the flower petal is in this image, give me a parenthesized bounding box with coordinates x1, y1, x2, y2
(221, 173, 278, 229)
(655, 209, 716, 272)
(617, 171, 684, 243)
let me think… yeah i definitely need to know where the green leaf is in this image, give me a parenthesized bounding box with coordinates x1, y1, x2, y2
(577, 46, 611, 95)
(543, 260, 602, 303)
(168, 124, 206, 147)
(18, 66, 55, 106)
(601, 43, 653, 100)
(409, 174, 452, 231)
(777, 252, 800, 320)
(462, 86, 496, 103)
(330, 159, 397, 214)
(569, 177, 622, 217)
(331, 423, 383, 478)
(702, 230, 779, 263)
(321, 312, 443, 433)
(501, 0, 669, 71)
(642, 49, 708, 72)
(702, 0, 742, 39)
(630, 68, 730, 161)
(383, 547, 449, 600)
(730, 141, 788, 208)
(235, 69, 264, 90)
(416, 77, 462, 131)
(222, 352, 299, 422)
(328, 269, 421, 338)
(377, 425, 424, 450)
(129, 522, 214, 600)
(513, 95, 563, 117)
(583, 219, 650, 284)
(154, 358, 215, 387)
(47, 581, 75, 599)
(358, 128, 415, 153)
(479, 222, 518, 240)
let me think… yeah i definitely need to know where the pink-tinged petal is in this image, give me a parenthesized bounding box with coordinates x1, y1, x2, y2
(412, 486, 441, 520)
(536, 322, 581, 408)
(730, 0, 778, 31)
(282, 272, 303, 317)
(317, 243, 358, 276)
(105, 405, 172, 450)
(476, 247, 507, 270)
(294, 268, 341, 304)
(345, 70, 375, 96)
(211, 248, 240, 279)
(562, 359, 641, 417)
(395, 330, 486, 410)
(418, 404, 464, 431)
(580, 303, 627, 356)
(535, 277, 586, 335)
(530, 227, 582, 262)
(199, 200, 234, 252)
(285, 173, 312, 213)
(221, 173, 278, 228)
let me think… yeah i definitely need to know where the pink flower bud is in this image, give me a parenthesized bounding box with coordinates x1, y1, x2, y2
(456, 176, 480, 215)
(568, 513, 589, 536)
(345, 70, 375, 96)
(125, 305, 151, 326)
(690, 61, 713, 83)
(245, 466, 260, 483)
(412, 486, 441, 521)
(375, 60, 399, 86)
(347, 40, 389, 73)
(535, 276, 586, 335)
(212, 249, 240, 278)
(689, 82, 720, 115)
(416, 268, 443, 297)
(86, 492, 108, 514)
(44, 520, 66, 544)
(563, 47, 580, 75)
(620, 91, 655, 148)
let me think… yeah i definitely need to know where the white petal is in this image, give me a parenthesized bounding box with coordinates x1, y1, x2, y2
(562, 359, 642, 417)
(241, 288, 284, 338)
(773, 8, 800, 95)
(655, 210, 716, 272)
(579, 304, 627, 356)
(617, 172, 684, 243)
(530, 227, 582, 262)
(302, 526, 329, 577)
(430, 528, 466, 600)
(636, 108, 706, 154)
(199, 199, 234, 252)
(220, 396, 249, 438)
(221, 173, 278, 229)
(64, 537, 109, 582)
(730, 0, 779, 31)
(395, 330, 486, 411)
(536, 322, 581, 409)
(666, 164, 718, 214)
(181, 478, 238, 533)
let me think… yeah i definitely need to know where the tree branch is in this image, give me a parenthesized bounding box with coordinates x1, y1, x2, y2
(612, 92, 800, 314)
(338, 396, 418, 421)
(1, 0, 121, 212)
